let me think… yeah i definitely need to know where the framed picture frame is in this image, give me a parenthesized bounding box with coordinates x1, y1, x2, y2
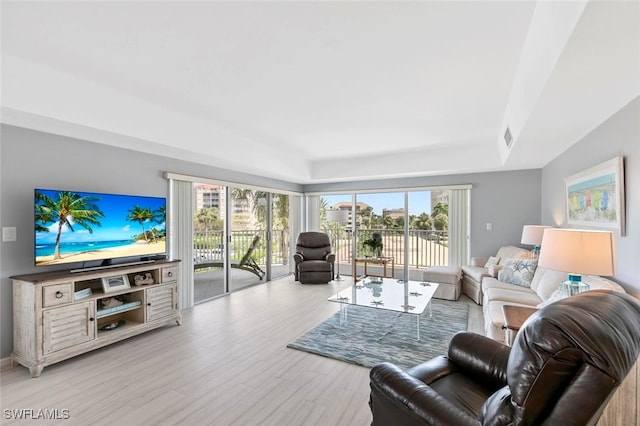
(101, 274, 131, 293)
(565, 156, 625, 235)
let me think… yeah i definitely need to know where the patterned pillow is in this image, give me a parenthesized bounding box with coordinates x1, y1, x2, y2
(498, 258, 538, 287)
(484, 256, 500, 268)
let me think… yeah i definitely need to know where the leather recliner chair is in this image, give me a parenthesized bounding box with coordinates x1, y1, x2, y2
(293, 232, 335, 284)
(369, 290, 640, 425)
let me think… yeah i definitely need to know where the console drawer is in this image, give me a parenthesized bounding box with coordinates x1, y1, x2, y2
(161, 266, 178, 283)
(43, 283, 73, 307)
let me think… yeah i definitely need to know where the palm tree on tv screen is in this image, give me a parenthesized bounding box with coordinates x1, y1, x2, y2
(35, 191, 55, 233)
(127, 206, 155, 243)
(36, 191, 105, 260)
(152, 205, 167, 240)
(154, 205, 166, 225)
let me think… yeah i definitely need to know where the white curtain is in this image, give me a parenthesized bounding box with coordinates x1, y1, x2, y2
(169, 178, 194, 309)
(449, 188, 470, 267)
(289, 196, 303, 273)
(306, 195, 321, 231)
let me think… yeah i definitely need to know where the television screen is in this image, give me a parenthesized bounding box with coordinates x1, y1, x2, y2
(35, 189, 166, 267)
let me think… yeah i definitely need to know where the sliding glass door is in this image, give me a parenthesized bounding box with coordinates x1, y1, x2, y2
(227, 188, 267, 292)
(192, 183, 294, 303)
(193, 184, 226, 301)
(355, 192, 406, 280)
(407, 190, 449, 270)
(270, 193, 290, 280)
(316, 188, 464, 281)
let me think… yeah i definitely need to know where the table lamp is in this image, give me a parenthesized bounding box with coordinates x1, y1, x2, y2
(520, 225, 552, 259)
(326, 208, 350, 281)
(537, 228, 617, 296)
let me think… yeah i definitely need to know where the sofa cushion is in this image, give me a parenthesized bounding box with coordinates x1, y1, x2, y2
(495, 246, 531, 265)
(497, 258, 538, 288)
(423, 266, 462, 284)
(298, 260, 332, 272)
(482, 277, 526, 293)
(484, 256, 500, 268)
(484, 286, 541, 306)
(536, 288, 566, 309)
(487, 264, 503, 278)
(581, 275, 625, 292)
(536, 275, 625, 309)
(483, 276, 539, 293)
(461, 265, 491, 283)
(529, 267, 567, 301)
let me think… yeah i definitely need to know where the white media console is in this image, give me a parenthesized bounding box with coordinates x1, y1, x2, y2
(11, 260, 181, 377)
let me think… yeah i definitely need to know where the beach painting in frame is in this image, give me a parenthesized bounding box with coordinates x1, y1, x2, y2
(565, 156, 625, 235)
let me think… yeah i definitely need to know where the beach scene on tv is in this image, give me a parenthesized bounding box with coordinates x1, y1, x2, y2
(35, 189, 166, 266)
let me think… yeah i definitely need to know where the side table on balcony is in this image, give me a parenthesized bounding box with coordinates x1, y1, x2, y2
(353, 256, 394, 283)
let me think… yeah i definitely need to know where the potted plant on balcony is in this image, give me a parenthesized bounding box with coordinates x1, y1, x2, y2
(363, 232, 383, 258)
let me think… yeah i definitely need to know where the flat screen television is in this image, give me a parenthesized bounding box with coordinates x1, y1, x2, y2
(35, 188, 167, 267)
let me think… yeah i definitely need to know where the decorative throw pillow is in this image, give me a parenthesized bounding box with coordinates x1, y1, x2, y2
(498, 258, 538, 287)
(484, 256, 500, 268)
(488, 264, 503, 278)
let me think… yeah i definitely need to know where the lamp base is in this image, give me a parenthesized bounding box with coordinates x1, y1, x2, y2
(334, 274, 345, 281)
(561, 273, 589, 296)
(530, 245, 540, 260)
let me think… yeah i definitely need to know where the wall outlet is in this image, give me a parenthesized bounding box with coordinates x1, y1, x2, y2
(2, 227, 17, 242)
(486, 223, 493, 231)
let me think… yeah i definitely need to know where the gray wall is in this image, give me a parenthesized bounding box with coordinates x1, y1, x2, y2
(0, 124, 303, 358)
(541, 97, 640, 297)
(304, 168, 543, 260)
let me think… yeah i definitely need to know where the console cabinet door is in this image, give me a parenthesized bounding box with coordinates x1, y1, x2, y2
(146, 285, 177, 322)
(43, 302, 96, 355)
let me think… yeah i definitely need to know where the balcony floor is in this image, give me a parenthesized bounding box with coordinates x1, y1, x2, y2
(194, 264, 291, 303)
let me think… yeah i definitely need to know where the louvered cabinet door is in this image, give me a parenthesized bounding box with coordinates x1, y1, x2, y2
(146, 285, 177, 322)
(43, 302, 96, 354)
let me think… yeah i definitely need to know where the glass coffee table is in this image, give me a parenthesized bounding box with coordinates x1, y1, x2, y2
(328, 277, 439, 340)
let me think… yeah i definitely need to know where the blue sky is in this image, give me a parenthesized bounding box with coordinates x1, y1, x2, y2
(35, 189, 166, 243)
(322, 191, 432, 216)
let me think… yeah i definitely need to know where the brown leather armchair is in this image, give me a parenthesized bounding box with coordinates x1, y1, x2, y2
(370, 290, 640, 425)
(294, 232, 335, 284)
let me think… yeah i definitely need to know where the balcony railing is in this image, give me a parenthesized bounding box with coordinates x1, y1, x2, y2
(194, 228, 447, 272)
(322, 227, 449, 269)
(194, 229, 289, 267)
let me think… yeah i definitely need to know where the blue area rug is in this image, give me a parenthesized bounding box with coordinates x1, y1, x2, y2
(287, 299, 469, 370)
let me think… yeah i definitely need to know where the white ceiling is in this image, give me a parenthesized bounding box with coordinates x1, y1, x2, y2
(2, 1, 639, 184)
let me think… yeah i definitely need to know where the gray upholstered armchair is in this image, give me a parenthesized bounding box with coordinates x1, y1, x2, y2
(294, 232, 335, 284)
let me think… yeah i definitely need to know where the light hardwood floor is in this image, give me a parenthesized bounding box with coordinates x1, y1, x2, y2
(0, 275, 483, 426)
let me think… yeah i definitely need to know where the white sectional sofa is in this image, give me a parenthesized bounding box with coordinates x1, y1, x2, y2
(482, 266, 625, 344)
(461, 245, 531, 304)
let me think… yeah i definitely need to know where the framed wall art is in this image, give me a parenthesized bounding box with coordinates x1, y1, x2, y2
(565, 156, 625, 235)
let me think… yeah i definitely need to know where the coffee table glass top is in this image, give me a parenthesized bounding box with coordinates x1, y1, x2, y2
(328, 277, 439, 315)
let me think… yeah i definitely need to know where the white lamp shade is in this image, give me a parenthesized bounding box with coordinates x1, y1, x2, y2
(521, 225, 553, 246)
(538, 228, 617, 276)
(326, 208, 349, 223)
